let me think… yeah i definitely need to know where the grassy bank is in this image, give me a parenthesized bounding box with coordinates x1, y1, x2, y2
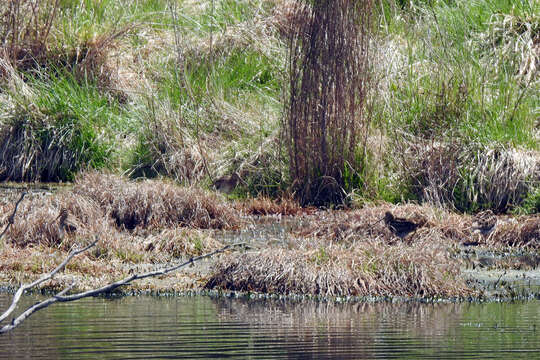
(0, 0, 538, 210)
(372, 0, 539, 212)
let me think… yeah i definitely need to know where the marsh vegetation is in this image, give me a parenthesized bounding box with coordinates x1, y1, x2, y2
(0, 0, 538, 303)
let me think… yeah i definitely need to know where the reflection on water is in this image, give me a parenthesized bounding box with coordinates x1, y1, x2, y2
(1, 293, 539, 359)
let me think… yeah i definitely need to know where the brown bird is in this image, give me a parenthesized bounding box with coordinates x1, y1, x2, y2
(384, 211, 423, 239)
(56, 207, 77, 239)
(472, 210, 497, 236)
(213, 173, 240, 194)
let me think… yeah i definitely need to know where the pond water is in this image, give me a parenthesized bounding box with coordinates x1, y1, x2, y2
(1, 293, 539, 359)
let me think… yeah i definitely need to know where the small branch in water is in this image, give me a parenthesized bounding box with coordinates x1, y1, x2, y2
(0, 241, 247, 334)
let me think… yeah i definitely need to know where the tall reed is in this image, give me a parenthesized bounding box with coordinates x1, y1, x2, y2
(0, 0, 59, 72)
(284, 0, 373, 206)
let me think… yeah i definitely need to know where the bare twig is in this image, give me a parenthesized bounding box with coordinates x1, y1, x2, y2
(54, 242, 247, 302)
(0, 191, 27, 241)
(0, 284, 75, 333)
(0, 241, 247, 334)
(0, 239, 97, 324)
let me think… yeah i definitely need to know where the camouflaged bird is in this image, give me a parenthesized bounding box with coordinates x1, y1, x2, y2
(472, 210, 497, 237)
(384, 211, 424, 239)
(56, 207, 77, 239)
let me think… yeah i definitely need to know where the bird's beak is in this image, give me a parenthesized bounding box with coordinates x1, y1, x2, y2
(368, 216, 384, 228)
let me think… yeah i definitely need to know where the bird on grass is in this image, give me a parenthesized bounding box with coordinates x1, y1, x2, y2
(213, 173, 241, 194)
(472, 210, 497, 237)
(56, 207, 77, 239)
(384, 211, 424, 239)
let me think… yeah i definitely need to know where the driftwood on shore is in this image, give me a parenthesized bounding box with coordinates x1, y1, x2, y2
(0, 240, 246, 334)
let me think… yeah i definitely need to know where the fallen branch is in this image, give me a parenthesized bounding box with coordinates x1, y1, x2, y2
(0, 191, 27, 241)
(0, 239, 98, 324)
(0, 241, 247, 334)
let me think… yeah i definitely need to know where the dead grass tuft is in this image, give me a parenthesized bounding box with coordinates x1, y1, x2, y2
(70, 26, 135, 95)
(489, 216, 540, 249)
(74, 171, 240, 231)
(398, 141, 540, 212)
(271, 0, 311, 40)
(144, 228, 224, 258)
(1, 191, 106, 248)
(206, 237, 471, 298)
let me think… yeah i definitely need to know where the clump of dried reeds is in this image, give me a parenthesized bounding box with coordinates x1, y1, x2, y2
(1, 192, 107, 248)
(284, 0, 373, 206)
(398, 141, 540, 213)
(74, 172, 240, 230)
(488, 216, 540, 249)
(206, 237, 471, 298)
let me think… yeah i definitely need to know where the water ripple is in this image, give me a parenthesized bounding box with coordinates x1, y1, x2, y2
(1, 294, 539, 359)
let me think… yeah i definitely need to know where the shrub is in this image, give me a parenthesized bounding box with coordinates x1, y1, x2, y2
(284, 0, 373, 206)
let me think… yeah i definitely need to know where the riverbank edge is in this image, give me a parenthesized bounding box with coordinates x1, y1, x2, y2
(2, 271, 540, 304)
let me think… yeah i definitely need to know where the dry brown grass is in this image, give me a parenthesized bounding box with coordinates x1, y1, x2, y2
(293, 202, 540, 253)
(397, 141, 540, 212)
(144, 228, 224, 258)
(0, 179, 228, 292)
(205, 236, 471, 298)
(294, 203, 471, 245)
(0, 172, 232, 261)
(488, 216, 540, 249)
(1, 191, 106, 248)
(0, 190, 148, 265)
(73, 172, 241, 231)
